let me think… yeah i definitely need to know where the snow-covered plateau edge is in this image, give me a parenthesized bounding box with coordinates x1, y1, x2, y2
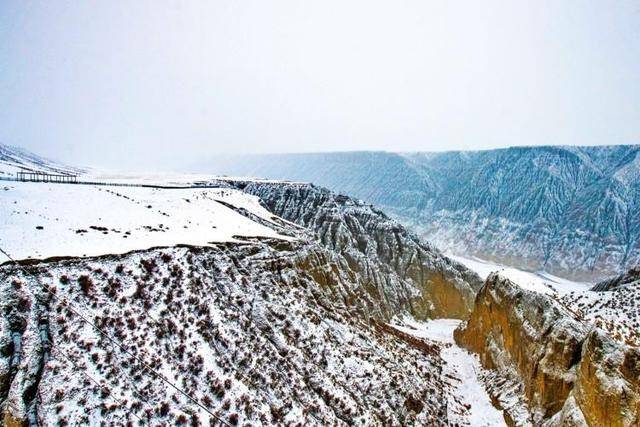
(0, 181, 293, 261)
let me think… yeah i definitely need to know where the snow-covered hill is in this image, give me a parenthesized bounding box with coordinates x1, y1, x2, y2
(204, 146, 640, 281)
(561, 266, 640, 346)
(0, 182, 291, 260)
(0, 168, 491, 425)
(2, 243, 456, 425)
(0, 144, 83, 177)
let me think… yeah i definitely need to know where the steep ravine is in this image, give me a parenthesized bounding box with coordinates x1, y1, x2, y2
(239, 181, 483, 320)
(455, 273, 640, 426)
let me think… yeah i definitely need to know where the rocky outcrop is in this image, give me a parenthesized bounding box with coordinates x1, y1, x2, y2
(239, 181, 483, 320)
(456, 273, 640, 426)
(454, 274, 587, 424)
(591, 266, 640, 291)
(570, 330, 640, 427)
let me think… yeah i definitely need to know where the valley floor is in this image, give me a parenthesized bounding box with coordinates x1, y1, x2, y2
(391, 317, 506, 427)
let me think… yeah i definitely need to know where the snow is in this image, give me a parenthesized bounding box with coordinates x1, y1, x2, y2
(0, 143, 83, 177)
(391, 317, 506, 427)
(2, 243, 453, 425)
(0, 181, 292, 261)
(449, 254, 589, 295)
(561, 284, 640, 346)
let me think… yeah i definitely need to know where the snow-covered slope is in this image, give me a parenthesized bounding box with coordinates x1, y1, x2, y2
(560, 266, 640, 346)
(449, 254, 589, 295)
(1, 243, 451, 425)
(0, 169, 486, 425)
(0, 182, 291, 260)
(590, 266, 640, 291)
(205, 146, 640, 281)
(0, 144, 83, 177)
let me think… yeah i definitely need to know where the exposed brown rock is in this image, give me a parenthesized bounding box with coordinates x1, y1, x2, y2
(456, 273, 640, 426)
(2, 411, 22, 427)
(573, 330, 640, 427)
(242, 182, 482, 319)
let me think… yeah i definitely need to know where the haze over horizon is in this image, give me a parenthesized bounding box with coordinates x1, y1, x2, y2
(1, 1, 639, 170)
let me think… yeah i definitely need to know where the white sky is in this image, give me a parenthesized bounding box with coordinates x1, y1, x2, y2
(1, 1, 639, 169)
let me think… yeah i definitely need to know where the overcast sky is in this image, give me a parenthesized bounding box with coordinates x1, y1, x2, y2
(1, 1, 639, 169)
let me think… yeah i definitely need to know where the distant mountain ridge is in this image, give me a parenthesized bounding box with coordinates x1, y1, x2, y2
(205, 145, 640, 281)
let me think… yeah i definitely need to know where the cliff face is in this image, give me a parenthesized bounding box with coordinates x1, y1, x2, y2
(456, 273, 640, 426)
(572, 330, 640, 427)
(240, 182, 482, 320)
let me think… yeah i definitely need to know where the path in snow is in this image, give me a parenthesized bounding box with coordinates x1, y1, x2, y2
(392, 318, 506, 427)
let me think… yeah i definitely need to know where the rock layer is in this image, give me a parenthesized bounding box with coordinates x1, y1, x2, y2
(456, 273, 640, 426)
(240, 181, 482, 320)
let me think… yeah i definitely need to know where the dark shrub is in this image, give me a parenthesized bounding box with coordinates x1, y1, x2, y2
(78, 275, 93, 295)
(158, 402, 170, 417)
(228, 413, 239, 425)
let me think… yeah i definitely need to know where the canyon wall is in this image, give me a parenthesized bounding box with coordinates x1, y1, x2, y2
(207, 146, 640, 281)
(240, 181, 483, 319)
(456, 273, 640, 426)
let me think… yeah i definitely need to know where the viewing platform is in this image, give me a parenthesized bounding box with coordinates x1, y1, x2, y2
(16, 170, 78, 183)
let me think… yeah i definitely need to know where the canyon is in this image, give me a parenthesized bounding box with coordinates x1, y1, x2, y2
(1, 143, 638, 425)
(206, 146, 640, 282)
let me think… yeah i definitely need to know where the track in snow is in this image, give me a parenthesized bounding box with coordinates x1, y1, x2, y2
(391, 318, 506, 427)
